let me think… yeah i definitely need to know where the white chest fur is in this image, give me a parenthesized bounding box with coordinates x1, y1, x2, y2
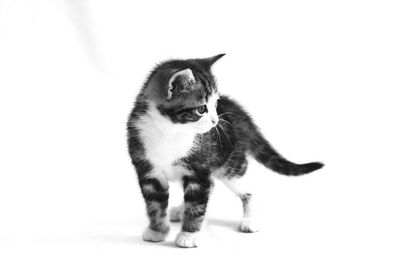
(135, 104, 195, 184)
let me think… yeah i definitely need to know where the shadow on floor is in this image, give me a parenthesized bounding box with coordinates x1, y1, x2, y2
(206, 217, 238, 230)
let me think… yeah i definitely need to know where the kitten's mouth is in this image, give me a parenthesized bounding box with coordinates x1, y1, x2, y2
(211, 119, 219, 128)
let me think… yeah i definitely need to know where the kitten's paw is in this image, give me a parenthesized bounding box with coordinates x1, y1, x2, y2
(175, 232, 198, 248)
(169, 205, 184, 222)
(239, 218, 259, 233)
(142, 227, 168, 242)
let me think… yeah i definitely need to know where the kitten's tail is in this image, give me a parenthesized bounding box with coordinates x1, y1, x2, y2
(250, 132, 324, 176)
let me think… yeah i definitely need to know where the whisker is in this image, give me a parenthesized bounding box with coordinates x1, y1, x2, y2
(219, 118, 232, 126)
(217, 124, 232, 145)
(214, 126, 222, 149)
(218, 112, 242, 117)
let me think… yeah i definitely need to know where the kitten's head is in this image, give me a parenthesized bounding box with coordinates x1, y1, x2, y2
(144, 54, 225, 134)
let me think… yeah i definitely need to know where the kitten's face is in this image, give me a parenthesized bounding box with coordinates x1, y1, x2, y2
(157, 82, 220, 134)
(145, 54, 225, 134)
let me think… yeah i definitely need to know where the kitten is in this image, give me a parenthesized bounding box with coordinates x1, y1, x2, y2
(127, 54, 323, 248)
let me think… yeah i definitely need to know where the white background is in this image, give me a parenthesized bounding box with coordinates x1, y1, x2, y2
(0, 0, 399, 266)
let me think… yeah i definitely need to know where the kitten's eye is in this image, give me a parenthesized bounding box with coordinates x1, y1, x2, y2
(196, 105, 207, 114)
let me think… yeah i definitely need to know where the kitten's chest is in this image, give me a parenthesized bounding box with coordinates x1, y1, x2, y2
(142, 131, 194, 164)
(136, 118, 195, 180)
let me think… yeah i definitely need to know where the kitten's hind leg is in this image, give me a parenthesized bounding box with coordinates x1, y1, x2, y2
(220, 178, 259, 233)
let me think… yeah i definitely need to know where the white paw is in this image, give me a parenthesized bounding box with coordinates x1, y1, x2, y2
(175, 232, 198, 248)
(142, 227, 168, 242)
(239, 218, 259, 233)
(169, 205, 184, 222)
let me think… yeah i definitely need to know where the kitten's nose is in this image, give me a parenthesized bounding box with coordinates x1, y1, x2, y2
(211, 118, 219, 126)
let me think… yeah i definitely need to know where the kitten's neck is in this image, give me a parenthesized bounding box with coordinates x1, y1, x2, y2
(144, 102, 196, 138)
(135, 102, 197, 165)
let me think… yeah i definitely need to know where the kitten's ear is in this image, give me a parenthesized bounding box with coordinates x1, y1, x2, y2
(199, 53, 226, 68)
(167, 68, 195, 100)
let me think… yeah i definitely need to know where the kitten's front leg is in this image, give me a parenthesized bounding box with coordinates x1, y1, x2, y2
(175, 171, 212, 248)
(138, 176, 170, 242)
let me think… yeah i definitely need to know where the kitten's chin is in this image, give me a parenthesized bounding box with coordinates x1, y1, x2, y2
(194, 125, 214, 134)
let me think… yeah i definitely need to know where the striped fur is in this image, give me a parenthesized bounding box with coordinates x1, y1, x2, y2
(127, 55, 324, 248)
